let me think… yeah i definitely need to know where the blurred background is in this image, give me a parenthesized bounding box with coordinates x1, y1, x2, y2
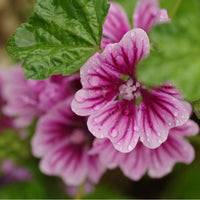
(1, 0, 200, 198)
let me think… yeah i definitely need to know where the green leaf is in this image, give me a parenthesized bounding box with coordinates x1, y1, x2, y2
(137, 13, 200, 101)
(159, 0, 200, 19)
(161, 161, 200, 198)
(0, 129, 30, 162)
(7, 0, 110, 80)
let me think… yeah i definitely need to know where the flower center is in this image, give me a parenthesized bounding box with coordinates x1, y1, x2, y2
(119, 79, 141, 101)
(69, 129, 87, 144)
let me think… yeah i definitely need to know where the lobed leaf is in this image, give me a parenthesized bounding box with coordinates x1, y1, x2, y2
(137, 13, 200, 101)
(7, 0, 110, 80)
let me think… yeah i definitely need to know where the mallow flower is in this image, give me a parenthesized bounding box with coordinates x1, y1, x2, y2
(72, 29, 190, 153)
(102, 0, 170, 48)
(31, 98, 105, 186)
(3, 66, 80, 128)
(89, 113, 199, 180)
(0, 159, 32, 186)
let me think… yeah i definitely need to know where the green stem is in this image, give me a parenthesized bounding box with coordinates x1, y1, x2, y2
(169, 0, 182, 19)
(74, 180, 86, 200)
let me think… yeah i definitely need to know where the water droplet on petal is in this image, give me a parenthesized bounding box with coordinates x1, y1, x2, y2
(134, 138, 138, 142)
(128, 145, 133, 151)
(96, 68, 100, 73)
(134, 126, 139, 131)
(76, 90, 88, 102)
(116, 55, 120, 61)
(90, 60, 97, 65)
(158, 139, 162, 144)
(88, 76, 99, 86)
(93, 105, 101, 111)
(131, 31, 135, 38)
(107, 46, 112, 53)
(94, 117, 99, 123)
(110, 128, 118, 138)
(98, 126, 102, 131)
(157, 132, 161, 136)
(174, 112, 178, 117)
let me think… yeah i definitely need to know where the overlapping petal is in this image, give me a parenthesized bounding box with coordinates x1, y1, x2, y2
(156, 83, 183, 99)
(3, 66, 80, 128)
(3, 67, 41, 128)
(72, 29, 150, 119)
(139, 88, 190, 148)
(40, 141, 88, 186)
(119, 142, 148, 181)
(89, 139, 122, 169)
(170, 119, 199, 137)
(147, 133, 195, 178)
(72, 54, 123, 116)
(91, 120, 198, 181)
(87, 155, 106, 184)
(32, 99, 105, 186)
(32, 99, 77, 157)
(38, 74, 81, 113)
(133, 0, 160, 32)
(100, 29, 150, 76)
(101, 2, 130, 48)
(102, 0, 169, 50)
(88, 100, 140, 153)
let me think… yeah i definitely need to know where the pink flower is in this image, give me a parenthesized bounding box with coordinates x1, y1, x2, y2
(0, 69, 14, 132)
(0, 159, 32, 186)
(102, 0, 170, 48)
(90, 118, 199, 180)
(3, 66, 80, 128)
(31, 98, 105, 186)
(72, 29, 191, 153)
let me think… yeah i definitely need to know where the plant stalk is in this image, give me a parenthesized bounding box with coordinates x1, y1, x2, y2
(74, 180, 86, 200)
(169, 0, 182, 19)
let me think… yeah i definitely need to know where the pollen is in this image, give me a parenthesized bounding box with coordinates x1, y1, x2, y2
(119, 79, 141, 101)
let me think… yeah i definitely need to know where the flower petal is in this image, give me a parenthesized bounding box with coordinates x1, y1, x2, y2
(72, 53, 122, 116)
(102, 2, 130, 48)
(87, 155, 106, 184)
(88, 100, 140, 153)
(156, 83, 183, 99)
(170, 120, 199, 137)
(40, 142, 88, 186)
(147, 133, 195, 178)
(89, 138, 122, 169)
(139, 89, 190, 148)
(154, 9, 170, 25)
(32, 99, 82, 157)
(100, 29, 150, 76)
(133, 0, 160, 32)
(119, 142, 148, 181)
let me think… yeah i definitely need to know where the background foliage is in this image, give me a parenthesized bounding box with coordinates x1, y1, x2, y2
(1, 0, 200, 198)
